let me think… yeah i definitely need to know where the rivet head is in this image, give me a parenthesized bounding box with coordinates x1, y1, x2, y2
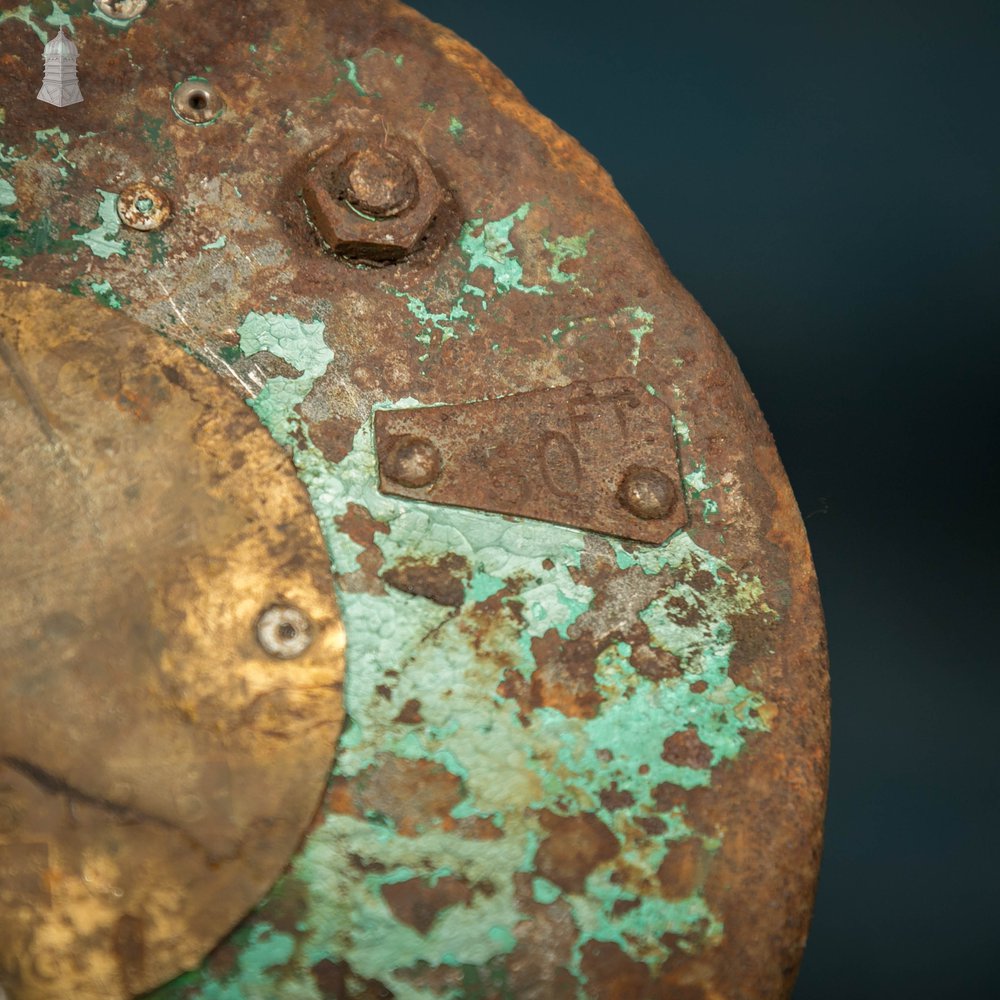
(382, 435, 442, 489)
(256, 605, 313, 659)
(117, 181, 171, 231)
(617, 466, 678, 520)
(94, 0, 148, 20)
(343, 149, 418, 219)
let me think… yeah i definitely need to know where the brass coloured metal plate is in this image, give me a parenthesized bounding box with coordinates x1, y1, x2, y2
(0, 283, 346, 1000)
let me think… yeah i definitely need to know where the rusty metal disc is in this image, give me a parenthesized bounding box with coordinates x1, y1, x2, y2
(0, 2, 828, 998)
(0, 282, 346, 1000)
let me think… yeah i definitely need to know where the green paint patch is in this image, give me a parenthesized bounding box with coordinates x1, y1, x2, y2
(460, 203, 547, 296)
(72, 189, 127, 259)
(34, 128, 75, 173)
(0, 179, 15, 208)
(311, 50, 389, 104)
(201, 234, 227, 250)
(0, 255, 22, 269)
(449, 116, 465, 141)
(89, 279, 124, 309)
(45, 3, 75, 33)
(544, 229, 593, 284)
(618, 305, 655, 369)
(151, 306, 773, 995)
(392, 204, 596, 352)
(0, 4, 51, 43)
(148, 230, 168, 265)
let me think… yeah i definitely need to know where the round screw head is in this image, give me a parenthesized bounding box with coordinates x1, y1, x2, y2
(94, 0, 147, 20)
(617, 466, 678, 520)
(382, 435, 442, 489)
(117, 181, 171, 231)
(343, 149, 418, 219)
(256, 605, 313, 659)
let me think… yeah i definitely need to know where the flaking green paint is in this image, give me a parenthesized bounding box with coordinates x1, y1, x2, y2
(89, 279, 124, 309)
(393, 204, 593, 352)
(0, 4, 52, 43)
(73, 189, 127, 259)
(621, 305, 654, 369)
(202, 235, 227, 250)
(544, 230, 593, 284)
(459, 203, 547, 296)
(149, 305, 773, 999)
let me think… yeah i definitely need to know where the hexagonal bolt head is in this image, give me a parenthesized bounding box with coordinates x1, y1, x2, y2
(302, 135, 444, 263)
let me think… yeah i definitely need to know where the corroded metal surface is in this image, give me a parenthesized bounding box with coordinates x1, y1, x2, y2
(0, 283, 346, 1000)
(375, 378, 687, 543)
(0, 2, 829, 999)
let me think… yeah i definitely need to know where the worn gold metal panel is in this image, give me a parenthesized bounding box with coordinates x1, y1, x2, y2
(0, 283, 345, 1000)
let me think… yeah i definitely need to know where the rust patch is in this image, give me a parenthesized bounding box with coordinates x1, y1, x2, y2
(579, 940, 653, 999)
(351, 758, 464, 836)
(382, 553, 470, 607)
(656, 839, 708, 901)
(380, 875, 478, 935)
(528, 629, 603, 719)
(312, 958, 395, 999)
(599, 784, 636, 812)
(392, 699, 423, 724)
(534, 811, 619, 893)
(661, 727, 714, 770)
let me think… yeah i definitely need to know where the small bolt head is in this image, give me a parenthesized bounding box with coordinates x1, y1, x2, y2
(256, 605, 313, 659)
(617, 466, 678, 520)
(117, 182, 171, 231)
(343, 149, 418, 219)
(382, 435, 442, 489)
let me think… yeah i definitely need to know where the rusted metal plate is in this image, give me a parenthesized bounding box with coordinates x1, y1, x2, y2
(375, 378, 687, 543)
(0, 282, 346, 1000)
(0, 2, 829, 999)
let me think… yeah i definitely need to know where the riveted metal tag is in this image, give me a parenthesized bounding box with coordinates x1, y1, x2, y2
(375, 378, 687, 543)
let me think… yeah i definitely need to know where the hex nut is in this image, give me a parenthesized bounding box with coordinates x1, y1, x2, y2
(302, 135, 444, 263)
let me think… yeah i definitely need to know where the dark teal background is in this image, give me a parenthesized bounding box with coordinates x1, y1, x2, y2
(411, 2, 999, 996)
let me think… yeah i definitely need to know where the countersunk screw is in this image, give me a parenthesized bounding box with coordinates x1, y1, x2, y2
(256, 605, 313, 659)
(171, 78, 224, 125)
(117, 181, 171, 231)
(382, 435, 442, 489)
(617, 466, 678, 520)
(94, 0, 147, 20)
